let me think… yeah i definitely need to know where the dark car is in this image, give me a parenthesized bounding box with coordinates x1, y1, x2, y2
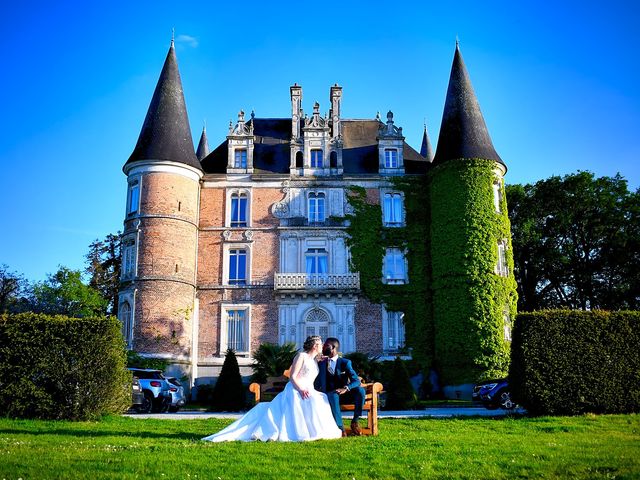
(128, 368, 171, 413)
(472, 379, 516, 410)
(131, 375, 145, 411)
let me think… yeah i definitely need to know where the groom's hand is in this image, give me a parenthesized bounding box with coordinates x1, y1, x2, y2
(336, 387, 348, 395)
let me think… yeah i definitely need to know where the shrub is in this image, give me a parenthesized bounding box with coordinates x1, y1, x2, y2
(0, 313, 130, 420)
(126, 350, 169, 371)
(250, 342, 298, 383)
(384, 357, 417, 410)
(510, 310, 640, 415)
(343, 352, 382, 382)
(211, 349, 245, 412)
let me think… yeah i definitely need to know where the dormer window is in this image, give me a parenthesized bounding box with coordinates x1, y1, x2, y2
(311, 149, 324, 168)
(234, 149, 247, 169)
(384, 149, 398, 168)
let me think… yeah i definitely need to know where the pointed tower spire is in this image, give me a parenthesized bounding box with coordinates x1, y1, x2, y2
(125, 41, 201, 171)
(433, 43, 504, 168)
(196, 124, 210, 161)
(420, 122, 434, 162)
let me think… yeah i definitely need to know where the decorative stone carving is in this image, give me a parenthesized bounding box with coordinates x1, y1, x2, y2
(306, 307, 329, 323)
(243, 230, 254, 241)
(222, 230, 232, 240)
(272, 180, 291, 218)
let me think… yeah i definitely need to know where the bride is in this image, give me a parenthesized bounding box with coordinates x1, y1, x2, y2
(202, 336, 342, 442)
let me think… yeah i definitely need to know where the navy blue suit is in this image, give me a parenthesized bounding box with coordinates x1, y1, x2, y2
(314, 357, 365, 430)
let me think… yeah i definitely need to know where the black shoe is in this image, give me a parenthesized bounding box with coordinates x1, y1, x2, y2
(350, 420, 362, 436)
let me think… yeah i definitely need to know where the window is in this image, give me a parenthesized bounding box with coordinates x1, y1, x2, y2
(503, 311, 512, 342)
(311, 149, 323, 168)
(383, 193, 403, 226)
(308, 193, 325, 224)
(226, 309, 248, 352)
(234, 149, 247, 168)
(305, 248, 328, 275)
(230, 192, 247, 227)
(122, 237, 137, 279)
(229, 249, 247, 285)
(119, 301, 132, 343)
(384, 149, 398, 168)
(496, 241, 508, 277)
(493, 179, 502, 213)
(128, 180, 140, 214)
(383, 248, 407, 284)
(383, 309, 405, 351)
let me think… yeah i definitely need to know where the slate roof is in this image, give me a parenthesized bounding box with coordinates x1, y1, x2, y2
(196, 126, 210, 161)
(125, 42, 201, 171)
(432, 45, 504, 169)
(420, 125, 434, 163)
(200, 118, 429, 175)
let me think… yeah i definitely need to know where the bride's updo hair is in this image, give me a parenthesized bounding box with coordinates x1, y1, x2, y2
(303, 335, 321, 352)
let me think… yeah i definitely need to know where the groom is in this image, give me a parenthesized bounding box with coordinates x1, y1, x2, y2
(314, 337, 366, 436)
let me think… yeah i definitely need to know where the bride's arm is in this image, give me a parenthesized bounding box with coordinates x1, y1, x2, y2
(288, 353, 310, 399)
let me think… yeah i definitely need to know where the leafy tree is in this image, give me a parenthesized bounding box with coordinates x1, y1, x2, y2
(507, 171, 640, 310)
(85, 232, 121, 315)
(211, 349, 245, 412)
(30, 267, 108, 318)
(250, 342, 298, 383)
(0, 265, 27, 313)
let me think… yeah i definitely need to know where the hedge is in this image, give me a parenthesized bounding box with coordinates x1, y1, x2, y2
(509, 310, 640, 415)
(0, 313, 131, 420)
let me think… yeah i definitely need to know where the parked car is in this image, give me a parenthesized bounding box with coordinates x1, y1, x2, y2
(166, 377, 186, 412)
(472, 379, 516, 410)
(128, 368, 171, 413)
(131, 375, 145, 411)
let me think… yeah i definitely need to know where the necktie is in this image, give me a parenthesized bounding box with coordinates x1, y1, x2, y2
(328, 360, 335, 375)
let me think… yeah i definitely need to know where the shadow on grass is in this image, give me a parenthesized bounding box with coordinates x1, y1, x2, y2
(0, 428, 205, 441)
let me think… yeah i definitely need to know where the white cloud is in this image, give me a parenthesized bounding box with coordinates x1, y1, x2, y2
(176, 35, 198, 48)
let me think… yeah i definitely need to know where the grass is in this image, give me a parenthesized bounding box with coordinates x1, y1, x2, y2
(0, 414, 638, 479)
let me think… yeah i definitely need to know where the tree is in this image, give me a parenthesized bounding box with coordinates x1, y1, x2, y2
(211, 349, 246, 412)
(250, 342, 298, 383)
(0, 265, 27, 313)
(30, 267, 108, 317)
(85, 232, 122, 315)
(384, 357, 417, 410)
(507, 171, 640, 310)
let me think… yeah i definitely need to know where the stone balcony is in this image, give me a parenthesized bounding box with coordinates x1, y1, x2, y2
(274, 273, 360, 291)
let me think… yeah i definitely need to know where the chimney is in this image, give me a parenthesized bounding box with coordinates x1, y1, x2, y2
(290, 83, 302, 139)
(330, 84, 342, 138)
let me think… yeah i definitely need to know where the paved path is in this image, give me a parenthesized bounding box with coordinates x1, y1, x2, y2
(125, 407, 525, 420)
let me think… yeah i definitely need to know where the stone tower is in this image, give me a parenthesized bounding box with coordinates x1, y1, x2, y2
(429, 44, 517, 394)
(119, 39, 202, 379)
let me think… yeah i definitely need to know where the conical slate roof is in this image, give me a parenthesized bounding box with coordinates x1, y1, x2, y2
(433, 44, 504, 169)
(420, 124, 434, 162)
(125, 41, 201, 171)
(196, 126, 210, 161)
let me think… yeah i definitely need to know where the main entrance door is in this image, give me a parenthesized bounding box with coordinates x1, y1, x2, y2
(305, 307, 329, 339)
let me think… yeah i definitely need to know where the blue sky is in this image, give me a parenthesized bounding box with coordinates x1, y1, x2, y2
(1, 0, 638, 282)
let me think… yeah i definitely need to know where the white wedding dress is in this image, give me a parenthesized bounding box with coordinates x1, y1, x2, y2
(202, 353, 342, 442)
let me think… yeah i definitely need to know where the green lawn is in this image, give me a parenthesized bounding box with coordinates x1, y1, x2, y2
(0, 414, 638, 479)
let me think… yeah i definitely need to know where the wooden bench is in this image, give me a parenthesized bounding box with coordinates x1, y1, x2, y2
(249, 371, 383, 436)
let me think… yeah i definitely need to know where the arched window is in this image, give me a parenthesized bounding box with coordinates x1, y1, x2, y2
(305, 307, 329, 339)
(295, 151, 304, 168)
(330, 151, 338, 168)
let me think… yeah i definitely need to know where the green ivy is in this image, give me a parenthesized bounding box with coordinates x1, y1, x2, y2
(345, 178, 433, 371)
(346, 159, 517, 387)
(430, 159, 517, 385)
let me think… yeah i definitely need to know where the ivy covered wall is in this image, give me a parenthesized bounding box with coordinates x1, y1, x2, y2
(430, 158, 517, 385)
(345, 177, 433, 371)
(346, 158, 517, 388)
